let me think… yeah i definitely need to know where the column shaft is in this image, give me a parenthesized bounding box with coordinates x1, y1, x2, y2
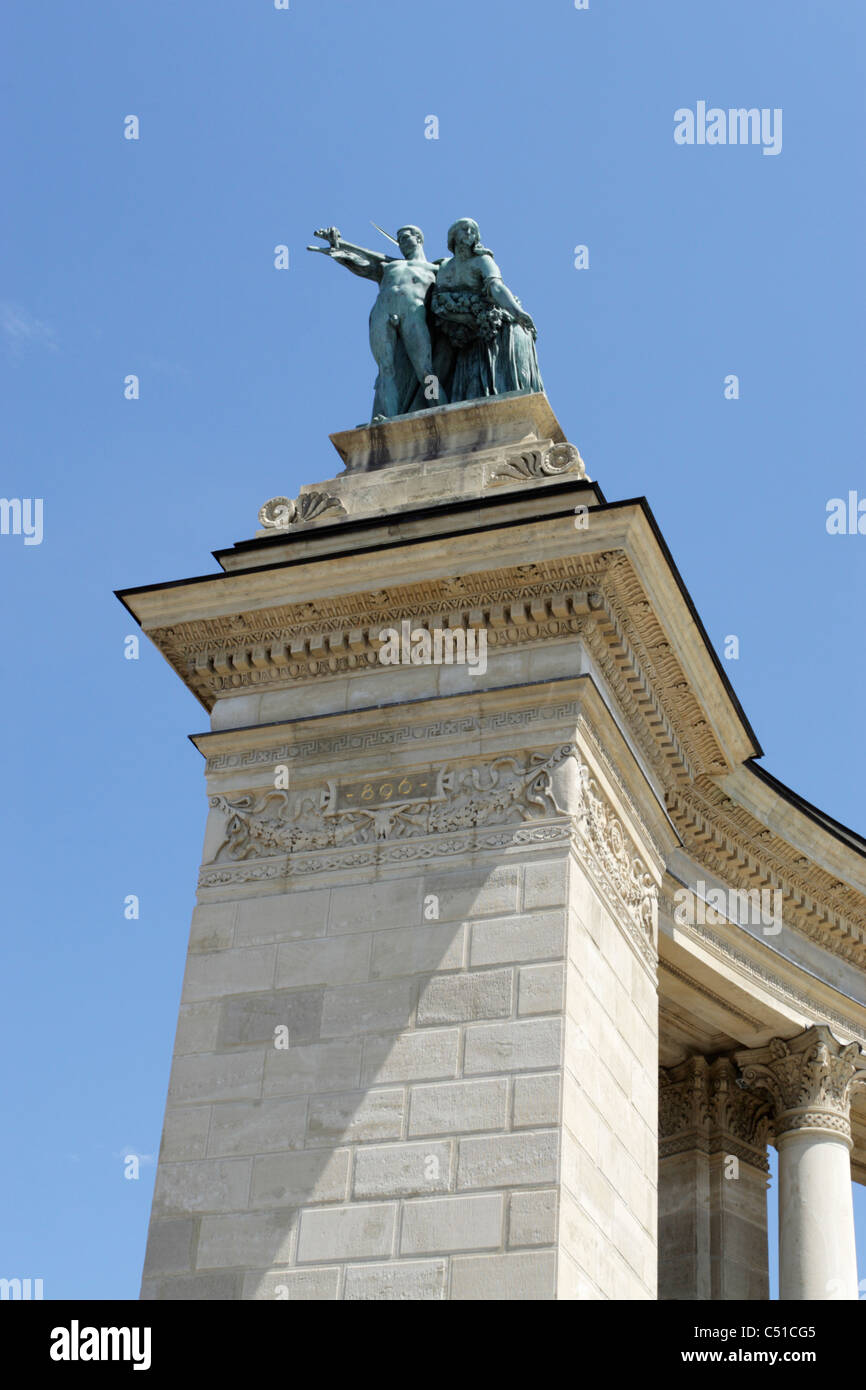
(778, 1130, 858, 1300)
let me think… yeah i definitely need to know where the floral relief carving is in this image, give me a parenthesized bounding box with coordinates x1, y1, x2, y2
(658, 1057, 710, 1144)
(210, 745, 575, 861)
(659, 1055, 772, 1168)
(202, 742, 659, 956)
(258, 492, 346, 530)
(491, 441, 586, 483)
(573, 757, 656, 942)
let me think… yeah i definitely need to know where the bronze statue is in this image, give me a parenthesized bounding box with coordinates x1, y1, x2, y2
(431, 218, 542, 404)
(309, 217, 542, 421)
(308, 224, 445, 422)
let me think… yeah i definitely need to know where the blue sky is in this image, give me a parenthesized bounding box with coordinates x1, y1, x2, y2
(1, 0, 864, 1300)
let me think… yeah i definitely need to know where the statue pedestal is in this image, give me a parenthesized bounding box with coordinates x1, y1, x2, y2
(330, 390, 565, 474)
(246, 392, 592, 550)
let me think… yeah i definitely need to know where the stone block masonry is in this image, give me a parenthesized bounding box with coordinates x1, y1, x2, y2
(143, 858, 575, 1299)
(141, 717, 664, 1300)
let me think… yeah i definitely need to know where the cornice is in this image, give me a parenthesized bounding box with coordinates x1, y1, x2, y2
(147, 548, 733, 786)
(659, 960, 762, 1030)
(666, 780, 866, 967)
(660, 888, 866, 1044)
(149, 555, 611, 705)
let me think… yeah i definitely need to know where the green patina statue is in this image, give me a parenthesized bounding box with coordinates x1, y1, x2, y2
(308, 218, 542, 423)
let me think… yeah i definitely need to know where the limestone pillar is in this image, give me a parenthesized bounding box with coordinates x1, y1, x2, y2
(735, 1025, 866, 1301)
(658, 1055, 770, 1300)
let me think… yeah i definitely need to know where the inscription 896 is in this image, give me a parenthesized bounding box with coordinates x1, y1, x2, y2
(327, 771, 445, 814)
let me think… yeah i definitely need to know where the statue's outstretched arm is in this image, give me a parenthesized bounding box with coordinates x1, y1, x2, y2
(307, 227, 391, 282)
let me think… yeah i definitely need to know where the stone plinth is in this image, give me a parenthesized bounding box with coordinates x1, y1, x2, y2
(248, 393, 592, 547)
(329, 390, 566, 474)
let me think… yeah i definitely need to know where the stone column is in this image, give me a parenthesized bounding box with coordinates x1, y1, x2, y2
(658, 1057, 711, 1300)
(735, 1025, 866, 1301)
(658, 1055, 770, 1300)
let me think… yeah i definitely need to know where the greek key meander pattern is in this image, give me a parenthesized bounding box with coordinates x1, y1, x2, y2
(199, 742, 659, 965)
(204, 703, 582, 773)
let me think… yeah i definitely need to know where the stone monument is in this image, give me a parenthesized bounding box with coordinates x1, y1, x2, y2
(120, 221, 866, 1300)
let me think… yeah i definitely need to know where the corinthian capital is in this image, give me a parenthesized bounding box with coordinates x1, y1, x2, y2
(734, 1025, 866, 1143)
(659, 1054, 772, 1167)
(659, 1056, 710, 1156)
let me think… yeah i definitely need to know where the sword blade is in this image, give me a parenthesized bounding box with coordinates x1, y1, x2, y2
(370, 221, 400, 246)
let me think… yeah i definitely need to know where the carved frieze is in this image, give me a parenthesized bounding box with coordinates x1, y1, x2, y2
(200, 820, 575, 890)
(200, 741, 659, 963)
(572, 755, 657, 947)
(210, 745, 574, 860)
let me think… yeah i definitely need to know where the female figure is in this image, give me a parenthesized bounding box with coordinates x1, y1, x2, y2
(431, 218, 542, 405)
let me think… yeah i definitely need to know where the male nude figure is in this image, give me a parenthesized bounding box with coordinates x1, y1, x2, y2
(308, 224, 447, 421)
